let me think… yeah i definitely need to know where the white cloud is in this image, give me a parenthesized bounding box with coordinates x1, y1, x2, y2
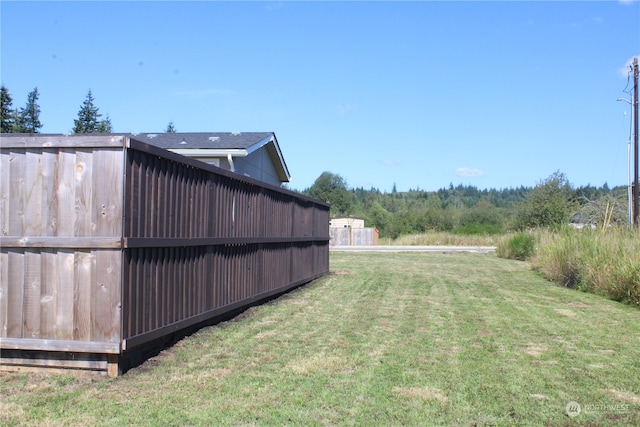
(382, 159, 398, 167)
(336, 103, 357, 114)
(175, 89, 233, 100)
(618, 0, 637, 5)
(456, 167, 485, 178)
(265, 2, 285, 10)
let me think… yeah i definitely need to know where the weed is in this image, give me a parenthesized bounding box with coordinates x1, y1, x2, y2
(533, 227, 640, 305)
(392, 231, 498, 246)
(496, 231, 535, 261)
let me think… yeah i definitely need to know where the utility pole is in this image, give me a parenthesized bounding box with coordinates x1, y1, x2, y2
(633, 57, 639, 228)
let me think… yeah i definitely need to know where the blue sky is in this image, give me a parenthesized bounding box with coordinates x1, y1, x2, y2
(1, 1, 639, 192)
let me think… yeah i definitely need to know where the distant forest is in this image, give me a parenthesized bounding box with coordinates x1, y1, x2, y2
(301, 171, 628, 239)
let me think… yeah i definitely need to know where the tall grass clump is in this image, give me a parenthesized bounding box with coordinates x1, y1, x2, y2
(495, 231, 535, 261)
(533, 226, 640, 306)
(532, 227, 584, 287)
(392, 231, 498, 247)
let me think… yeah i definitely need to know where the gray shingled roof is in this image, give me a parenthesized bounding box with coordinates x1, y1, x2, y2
(130, 132, 274, 150)
(129, 131, 290, 182)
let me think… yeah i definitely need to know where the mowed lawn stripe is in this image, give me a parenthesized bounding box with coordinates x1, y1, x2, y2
(1, 252, 639, 426)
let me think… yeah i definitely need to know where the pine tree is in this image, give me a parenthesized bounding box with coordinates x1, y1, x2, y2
(73, 90, 103, 133)
(0, 85, 15, 133)
(166, 121, 176, 133)
(96, 114, 113, 133)
(18, 87, 42, 133)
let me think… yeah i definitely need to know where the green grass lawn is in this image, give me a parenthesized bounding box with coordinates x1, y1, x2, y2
(2, 252, 639, 426)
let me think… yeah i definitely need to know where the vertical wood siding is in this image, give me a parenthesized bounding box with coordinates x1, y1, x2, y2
(120, 140, 329, 349)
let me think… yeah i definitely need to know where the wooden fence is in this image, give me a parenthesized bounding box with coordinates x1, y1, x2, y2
(0, 135, 329, 375)
(329, 227, 379, 246)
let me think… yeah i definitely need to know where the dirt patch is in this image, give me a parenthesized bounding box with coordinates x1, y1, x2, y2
(524, 343, 548, 357)
(393, 386, 448, 403)
(587, 363, 605, 370)
(529, 393, 549, 400)
(331, 270, 356, 277)
(567, 302, 591, 308)
(606, 389, 640, 404)
(255, 330, 278, 340)
(197, 368, 233, 382)
(554, 308, 577, 318)
(0, 401, 25, 421)
(449, 345, 463, 354)
(287, 355, 350, 375)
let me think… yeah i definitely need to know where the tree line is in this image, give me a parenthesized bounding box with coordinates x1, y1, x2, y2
(1, 85, 177, 134)
(304, 171, 628, 239)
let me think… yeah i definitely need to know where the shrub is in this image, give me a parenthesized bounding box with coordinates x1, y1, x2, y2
(533, 227, 640, 306)
(496, 232, 535, 261)
(458, 202, 504, 228)
(452, 224, 503, 236)
(515, 171, 576, 230)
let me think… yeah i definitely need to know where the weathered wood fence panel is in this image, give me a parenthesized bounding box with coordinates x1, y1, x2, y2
(0, 135, 329, 375)
(329, 227, 379, 246)
(1, 136, 124, 358)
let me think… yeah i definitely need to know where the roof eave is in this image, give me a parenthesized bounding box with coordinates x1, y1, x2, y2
(168, 148, 248, 157)
(264, 134, 291, 182)
(167, 132, 291, 183)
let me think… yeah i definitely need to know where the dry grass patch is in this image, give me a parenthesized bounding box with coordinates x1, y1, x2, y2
(393, 386, 449, 403)
(554, 308, 577, 318)
(529, 393, 550, 400)
(254, 329, 278, 340)
(330, 270, 355, 276)
(193, 368, 233, 382)
(286, 354, 351, 376)
(567, 302, 592, 308)
(392, 232, 498, 247)
(0, 402, 25, 422)
(606, 389, 640, 404)
(524, 343, 549, 357)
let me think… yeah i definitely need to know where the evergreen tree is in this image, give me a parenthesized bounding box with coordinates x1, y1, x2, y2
(18, 87, 42, 133)
(0, 85, 15, 133)
(96, 114, 112, 133)
(166, 121, 176, 133)
(73, 90, 104, 133)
